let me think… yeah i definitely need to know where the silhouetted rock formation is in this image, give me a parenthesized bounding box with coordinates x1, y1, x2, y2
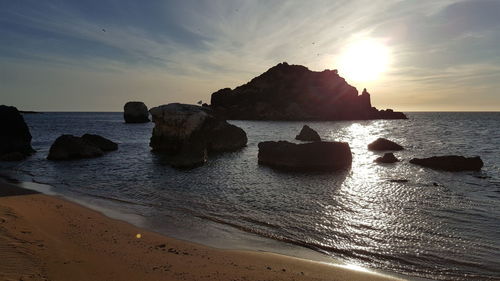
(210, 63, 407, 121)
(368, 138, 403, 151)
(81, 134, 118, 151)
(0, 105, 35, 161)
(124, 101, 150, 123)
(375, 152, 399, 163)
(295, 125, 321, 141)
(149, 103, 247, 168)
(258, 141, 351, 171)
(47, 134, 117, 160)
(410, 156, 483, 171)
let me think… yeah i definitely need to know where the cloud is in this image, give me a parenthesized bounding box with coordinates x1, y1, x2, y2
(1, 0, 499, 111)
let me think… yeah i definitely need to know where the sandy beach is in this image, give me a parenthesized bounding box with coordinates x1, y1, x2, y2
(0, 180, 404, 281)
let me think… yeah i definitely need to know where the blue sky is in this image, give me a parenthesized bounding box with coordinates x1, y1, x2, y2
(1, 0, 499, 111)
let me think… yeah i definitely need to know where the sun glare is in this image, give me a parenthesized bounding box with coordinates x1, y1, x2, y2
(337, 39, 391, 83)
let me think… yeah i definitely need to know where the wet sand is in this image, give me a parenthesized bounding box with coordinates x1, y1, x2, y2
(0, 180, 404, 281)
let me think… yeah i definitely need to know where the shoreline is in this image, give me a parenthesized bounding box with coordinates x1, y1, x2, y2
(0, 178, 406, 281)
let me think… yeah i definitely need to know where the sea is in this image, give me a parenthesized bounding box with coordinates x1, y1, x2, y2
(1, 112, 499, 281)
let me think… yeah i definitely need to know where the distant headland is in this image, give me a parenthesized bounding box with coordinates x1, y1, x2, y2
(209, 62, 407, 121)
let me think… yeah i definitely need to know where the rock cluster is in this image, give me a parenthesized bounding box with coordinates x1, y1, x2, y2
(124, 101, 150, 123)
(295, 125, 321, 141)
(0, 105, 35, 161)
(47, 134, 117, 160)
(258, 141, 352, 171)
(210, 62, 407, 121)
(409, 156, 483, 172)
(149, 103, 247, 168)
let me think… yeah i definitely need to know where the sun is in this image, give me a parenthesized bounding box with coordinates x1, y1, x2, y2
(336, 39, 391, 83)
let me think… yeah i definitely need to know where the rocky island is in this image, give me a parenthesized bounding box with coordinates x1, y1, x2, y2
(210, 62, 407, 121)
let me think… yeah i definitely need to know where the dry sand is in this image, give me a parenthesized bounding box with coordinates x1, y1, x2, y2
(0, 180, 405, 281)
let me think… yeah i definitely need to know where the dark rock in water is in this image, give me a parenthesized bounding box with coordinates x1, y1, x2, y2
(209, 62, 407, 121)
(368, 138, 403, 151)
(375, 153, 399, 163)
(81, 134, 118, 151)
(388, 179, 409, 183)
(47, 135, 104, 160)
(295, 125, 321, 141)
(258, 141, 352, 171)
(0, 105, 35, 161)
(206, 123, 248, 152)
(149, 103, 247, 168)
(124, 101, 150, 123)
(410, 156, 483, 172)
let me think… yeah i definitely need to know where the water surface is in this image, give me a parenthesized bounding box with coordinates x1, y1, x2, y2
(1, 112, 499, 281)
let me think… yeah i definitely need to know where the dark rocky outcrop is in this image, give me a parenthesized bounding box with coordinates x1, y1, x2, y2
(81, 134, 118, 151)
(149, 103, 247, 168)
(409, 156, 483, 172)
(48, 135, 103, 160)
(258, 141, 352, 171)
(124, 101, 150, 123)
(368, 138, 403, 151)
(47, 134, 117, 160)
(0, 105, 35, 161)
(210, 63, 407, 121)
(295, 125, 321, 141)
(375, 153, 399, 163)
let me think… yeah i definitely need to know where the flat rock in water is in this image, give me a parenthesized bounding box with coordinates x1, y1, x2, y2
(295, 125, 321, 141)
(258, 141, 352, 171)
(368, 138, 403, 151)
(410, 156, 483, 172)
(375, 153, 399, 164)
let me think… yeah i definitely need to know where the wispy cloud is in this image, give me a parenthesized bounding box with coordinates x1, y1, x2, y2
(1, 0, 499, 111)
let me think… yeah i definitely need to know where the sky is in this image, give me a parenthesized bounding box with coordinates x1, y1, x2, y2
(1, 0, 499, 111)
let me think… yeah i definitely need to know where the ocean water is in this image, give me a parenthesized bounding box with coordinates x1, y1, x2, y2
(1, 112, 499, 281)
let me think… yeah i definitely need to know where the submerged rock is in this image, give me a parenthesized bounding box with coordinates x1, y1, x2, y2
(149, 103, 247, 168)
(368, 138, 403, 151)
(81, 134, 118, 151)
(295, 125, 321, 142)
(210, 62, 407, 121)
(48, 135, 104, 160)
(258, 141, 352, 171)
(409, 156, 483, 172)
(124, 101, 150, 123)
(0, 105, 35, 161)
(375, 153, 399, 164)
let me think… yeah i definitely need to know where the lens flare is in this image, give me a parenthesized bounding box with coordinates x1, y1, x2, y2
(337, 39, 391, 83)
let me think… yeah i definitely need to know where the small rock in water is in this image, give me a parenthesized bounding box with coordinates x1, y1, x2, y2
(375, 152, 399, 163)
(124, 101, 150, 123)
(410, 155, 483, 171)
(295, 125, 321, 142)
(47, 135, 103, 160)
(368, 138, 403, 151)
(258, 141, 352, 172)
(388, 179, 409, 183)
